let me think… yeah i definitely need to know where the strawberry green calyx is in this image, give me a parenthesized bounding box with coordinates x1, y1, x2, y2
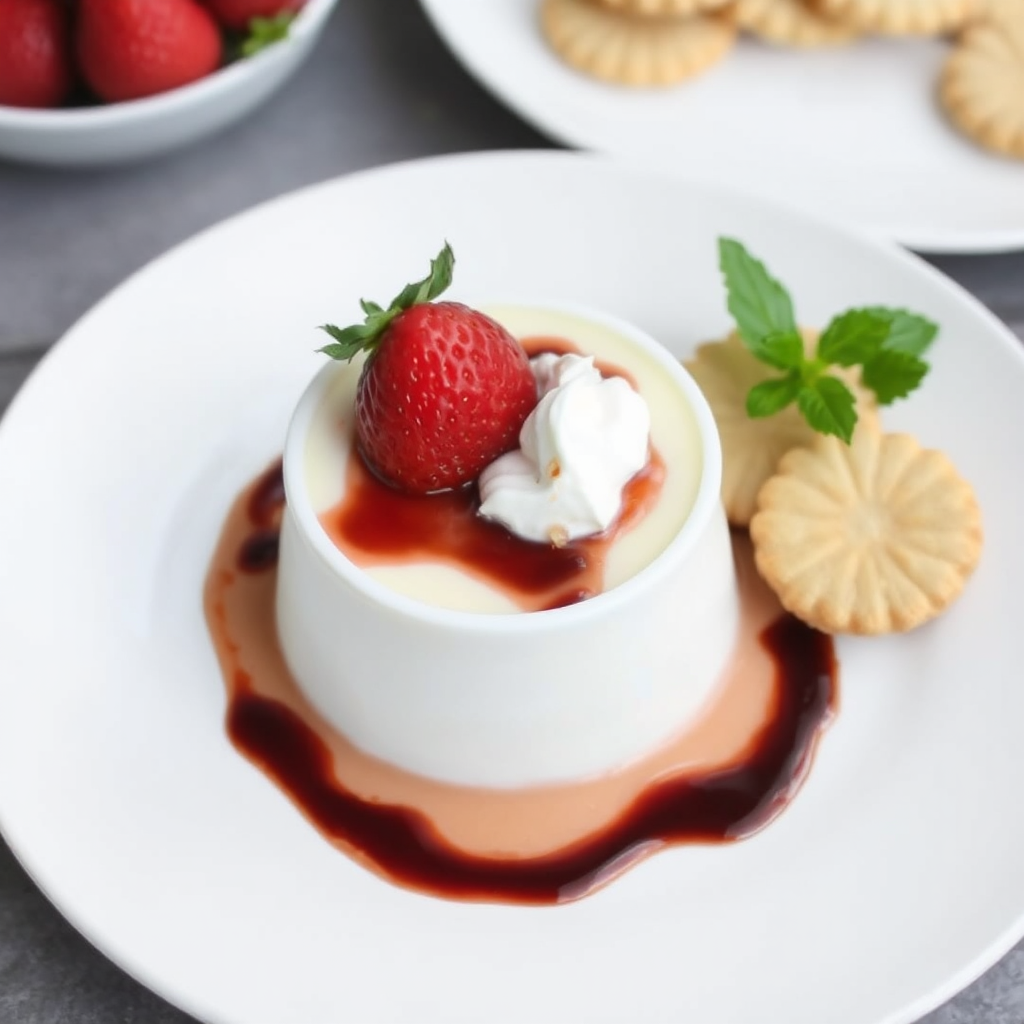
(240, 14, 296, 58)
(318, 243, 455, 361)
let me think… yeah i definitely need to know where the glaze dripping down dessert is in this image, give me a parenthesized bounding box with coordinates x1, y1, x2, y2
(275, 246, 740, 788)
(207, 490, 836, 903)
(202, 236, 990, 904)
(203, 240, 852, 904)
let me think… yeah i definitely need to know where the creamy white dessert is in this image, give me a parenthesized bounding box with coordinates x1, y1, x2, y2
(301, 304, 705, 613)
(276, 302, 739, 787)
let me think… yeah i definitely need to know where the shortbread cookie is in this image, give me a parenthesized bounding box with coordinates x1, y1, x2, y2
(815, 0, 981, 35)
(685, 330, 877, 527)
(941, 7, 1024, 159)
(540, 0, 737, 86)
(735, 0, 859, 46)
(596, 0, 731, 15)
(751, 427, 983, 635)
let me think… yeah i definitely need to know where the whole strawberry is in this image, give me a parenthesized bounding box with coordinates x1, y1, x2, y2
(203, 0, 306, 31)
(319, 245, 538, 495)
(77, 0, 222, 103)
(0, 0, 73, 109)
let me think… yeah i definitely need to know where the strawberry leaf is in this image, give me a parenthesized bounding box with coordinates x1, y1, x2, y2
(319, 243, 455, 361)
(318, 322, 378, 361)
(241, 14, 295, 58)
(389, 243, 454, 310)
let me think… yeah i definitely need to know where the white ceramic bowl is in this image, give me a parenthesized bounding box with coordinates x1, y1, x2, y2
(275, 304, 740, 789)
(0, 0, 337, 167)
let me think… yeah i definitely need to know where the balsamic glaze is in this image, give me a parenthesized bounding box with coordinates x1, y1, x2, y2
(224, 461, 837, 905)
(321, 452, 661, 603)
(236, 458, 286, 574)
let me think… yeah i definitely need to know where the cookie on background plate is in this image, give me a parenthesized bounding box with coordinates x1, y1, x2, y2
(814, 0, 981, 35)
(596, 0, 732, 13)
(735, 0, 860, 47)
(941, 3, 1024, 159)
(750, 425, 983, 636)
(540, 0, 737, 86)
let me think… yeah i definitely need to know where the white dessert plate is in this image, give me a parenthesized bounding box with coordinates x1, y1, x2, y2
(418, 0, 1024, 254)
(0, 151, 1022, 1024)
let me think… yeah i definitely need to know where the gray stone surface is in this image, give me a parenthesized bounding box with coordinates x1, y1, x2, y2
(928, 251, 1024, 339)
(0, 2, 1021, 1021)
(0, 351, 38, 412)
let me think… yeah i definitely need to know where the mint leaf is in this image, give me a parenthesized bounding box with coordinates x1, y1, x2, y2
(797, 376, 857, 443)
(753, 330, 804, 371)
(746, 374, 802, 418)
(719, 238, 797, 352)
(818, 309, 890, 367)
(861, 349, 929, 405)
(861, 307, 938, 356)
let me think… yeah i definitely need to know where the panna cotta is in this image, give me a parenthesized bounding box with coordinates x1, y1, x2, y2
(302, 304, 704, 612)
(275, 303, 740, 788)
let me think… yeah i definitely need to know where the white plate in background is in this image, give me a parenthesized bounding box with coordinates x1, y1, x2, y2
(419, 0, 1024, 253)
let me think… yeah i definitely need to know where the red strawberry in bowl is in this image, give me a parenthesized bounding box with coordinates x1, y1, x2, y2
(0, 0, 73, 109)
(203, 0, 307, 31)
(319, 245, 538, 495)
(77, 0, 223, 104)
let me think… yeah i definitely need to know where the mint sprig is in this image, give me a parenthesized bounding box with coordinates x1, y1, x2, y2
(318, 243, 454, 361)
(718, 238, 936, 443)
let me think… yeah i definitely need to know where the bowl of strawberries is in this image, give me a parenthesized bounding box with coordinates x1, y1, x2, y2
(0, 0, 338, 166)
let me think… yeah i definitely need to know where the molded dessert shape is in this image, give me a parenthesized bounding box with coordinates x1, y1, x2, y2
(276, 304, 740, 788)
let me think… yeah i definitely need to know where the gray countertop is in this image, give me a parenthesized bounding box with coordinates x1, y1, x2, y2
(0, 3, 1022, 1022)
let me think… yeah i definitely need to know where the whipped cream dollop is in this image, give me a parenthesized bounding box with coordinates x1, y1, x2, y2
(478, 353, 651, 545)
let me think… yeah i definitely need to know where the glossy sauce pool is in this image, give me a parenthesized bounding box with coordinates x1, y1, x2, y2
(321, 445, 664, 611)
(205, 460, 838, 905)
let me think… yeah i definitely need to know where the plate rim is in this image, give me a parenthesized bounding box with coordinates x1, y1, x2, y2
(1, 149, 1023, 1024)
(416, 0, 1024, 256)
